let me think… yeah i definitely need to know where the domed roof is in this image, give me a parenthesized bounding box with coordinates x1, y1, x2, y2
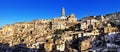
(67, 13, 76, 19)
(70, 13, 75, 17)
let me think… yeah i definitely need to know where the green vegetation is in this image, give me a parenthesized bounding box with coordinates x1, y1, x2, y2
(54, 29, 64, 34)
(54, 23, 82, 34)
(110, 21, 116, 27)
(68, 26, 75, 31)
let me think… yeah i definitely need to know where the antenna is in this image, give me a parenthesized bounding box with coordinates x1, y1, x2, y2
(88, 12, 90, 17)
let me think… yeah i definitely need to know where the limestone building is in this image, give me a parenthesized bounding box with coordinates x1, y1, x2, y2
(52, 7, 77, 22)
(80, 16, 101, 30)
(51, 7, 78, 30)
(0, 7, 79, 49)
(104, 23, 117, 33)
(2, 25, 15, 36)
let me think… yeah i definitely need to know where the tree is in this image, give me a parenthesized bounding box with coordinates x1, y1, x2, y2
(110, 21, 116, 27)
(54, 29, 64, 34)
(69, 26, 75, 31)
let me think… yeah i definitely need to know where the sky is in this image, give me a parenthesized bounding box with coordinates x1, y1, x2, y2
(0, 0, 120, 27)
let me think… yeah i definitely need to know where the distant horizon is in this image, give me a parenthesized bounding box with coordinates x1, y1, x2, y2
(0, 0, 120, 27)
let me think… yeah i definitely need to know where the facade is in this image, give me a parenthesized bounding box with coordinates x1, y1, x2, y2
(104, 23, 117, 33)
(81, 40, 92, 51)
(0, 7, 120, 52)
(44, 39, 54, 52)
(44, 42, 53, 52)
(55, 39, 65, 51)
(67, 13, 77, 22)
(80, 16, 101, 30)
(91, 29, 99, 35)
(2, 25, 15, 36)
(51, 7, 77, 30)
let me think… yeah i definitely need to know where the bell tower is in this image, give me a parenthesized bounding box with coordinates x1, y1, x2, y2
(61, 7, 66, 19)
(62, 7, 65, 17)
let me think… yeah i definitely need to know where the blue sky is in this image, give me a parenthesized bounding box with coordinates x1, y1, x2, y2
(0, 0, 120, 27)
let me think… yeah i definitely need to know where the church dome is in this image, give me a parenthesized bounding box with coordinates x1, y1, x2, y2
(70, 13, 75, 18)
(67, 13, 77, 22)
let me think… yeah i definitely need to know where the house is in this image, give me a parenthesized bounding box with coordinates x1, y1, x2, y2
(44, 39, 54, 52)
(104, 23, 117, 33)
(81, 22, 87, 30)
(44, 42, 54, 52)
(2, 25, 15, 36)
(91, 28, 100, 35)
(55, 39, 65, 51)
(64, 34, 73, 41)
(32, 42, 44, 49)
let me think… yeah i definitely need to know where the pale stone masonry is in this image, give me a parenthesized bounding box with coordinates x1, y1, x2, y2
(0, 7, 78, 49)
(0, 7, 119, 52)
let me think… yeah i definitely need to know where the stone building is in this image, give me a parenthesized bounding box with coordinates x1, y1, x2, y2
(2, 25, 15, 36)
(91, 28, 100, 35)
(0, 7, 79, 50)
(44, 42, 53, 52)
(13, 22, 34, 34)
(67, 13, 77, 22)
(55, 39, 65, 51)
(51, 21, 66, 30)
(104, 23, 117, 33)
(51, 7, 78, 30)
(32, 20, 51, 35)
(52, 7, 77, 22)
(81, 40, 92, 51)
(81, 16, 101, 30)
(44, 39, 54, 52)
